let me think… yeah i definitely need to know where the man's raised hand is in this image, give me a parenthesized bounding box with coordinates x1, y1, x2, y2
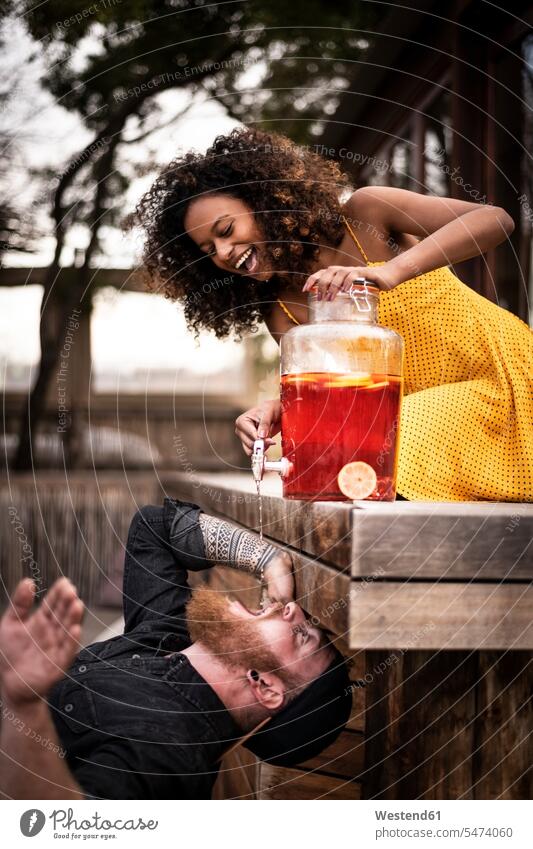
(263, 551, 295, 605)
(0, 578, 84, 708)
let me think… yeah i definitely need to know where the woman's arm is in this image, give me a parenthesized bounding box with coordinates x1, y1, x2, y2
(357, 186, 514, 282)
(305, 186, 515, 296)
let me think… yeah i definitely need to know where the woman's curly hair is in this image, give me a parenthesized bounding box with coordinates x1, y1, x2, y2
(132, 126, 348, 338)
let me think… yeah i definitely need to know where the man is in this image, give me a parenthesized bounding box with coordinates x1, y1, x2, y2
(0, 498, 351, 799)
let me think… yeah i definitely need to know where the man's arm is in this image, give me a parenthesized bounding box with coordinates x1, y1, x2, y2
(198, 512, 280, 577)
(197, 513, 294, 603)
(0, 579, 84, 799)
(123, 501, 294, 633)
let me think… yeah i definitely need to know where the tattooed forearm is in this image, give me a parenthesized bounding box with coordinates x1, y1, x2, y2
(198, 513, 278, 576)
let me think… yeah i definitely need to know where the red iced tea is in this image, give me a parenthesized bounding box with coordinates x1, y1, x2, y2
(280, 371, 402, 501)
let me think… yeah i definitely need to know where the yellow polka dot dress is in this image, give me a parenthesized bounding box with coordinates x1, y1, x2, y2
(374, 263, 533, 501)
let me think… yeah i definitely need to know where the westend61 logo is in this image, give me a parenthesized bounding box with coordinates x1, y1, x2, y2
(19, 808, 159, 838)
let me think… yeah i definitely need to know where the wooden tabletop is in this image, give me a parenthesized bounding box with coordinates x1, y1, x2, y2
(163, 472, 533, 651)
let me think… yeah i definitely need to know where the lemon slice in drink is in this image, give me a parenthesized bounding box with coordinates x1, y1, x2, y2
(337, 461, 377, 500)
(365, 380, 389, 391)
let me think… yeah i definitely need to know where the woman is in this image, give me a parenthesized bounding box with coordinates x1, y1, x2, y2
(134, 127, 532, 501)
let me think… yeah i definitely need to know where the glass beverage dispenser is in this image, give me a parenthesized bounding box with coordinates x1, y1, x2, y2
(252, 281, 404, 501)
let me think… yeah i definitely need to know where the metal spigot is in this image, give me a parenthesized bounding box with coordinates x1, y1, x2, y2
(251, 439, 265, 483)
(252, 439, 291, 482)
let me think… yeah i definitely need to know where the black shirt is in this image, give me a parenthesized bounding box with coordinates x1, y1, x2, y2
(48, 500, 241, 799)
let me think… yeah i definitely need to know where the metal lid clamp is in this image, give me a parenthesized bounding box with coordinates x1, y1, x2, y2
(349, 276, 372, 313)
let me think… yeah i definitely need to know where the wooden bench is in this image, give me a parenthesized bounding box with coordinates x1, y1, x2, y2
(167, 471, 533, 800)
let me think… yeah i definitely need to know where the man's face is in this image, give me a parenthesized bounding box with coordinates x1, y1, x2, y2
(186, 588, 334, 689)
(227, 597, 334, 683)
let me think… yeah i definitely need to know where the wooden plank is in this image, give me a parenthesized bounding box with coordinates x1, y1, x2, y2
(291, 551, 351, 631)
(351, 504, 533, 580)
(363, 649, 533, 800)
(333, 636, 365, 733)
(0, 475, 159, 608)
(168, 472, 353, 570)
(335, 638, 365, 681)
(212, 747, 259, 800)
(258, 764, 361, 800)
(299, 730, 364, 778)
(349, 582, 533, 650)
(473, 651, 533, 799)
(363, 650, 477, 799)
(214, 731, 364, 797)
(169, 472, 533, 579)
(345, 689, 365, 734)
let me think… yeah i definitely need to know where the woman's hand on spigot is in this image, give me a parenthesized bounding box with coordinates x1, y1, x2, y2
(235, 399, 281, 457)
(262, 550, 295, 604)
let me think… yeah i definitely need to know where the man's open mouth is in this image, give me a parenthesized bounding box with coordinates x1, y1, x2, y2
(229, 597, 280, 617)
(234, 245, 259, 274)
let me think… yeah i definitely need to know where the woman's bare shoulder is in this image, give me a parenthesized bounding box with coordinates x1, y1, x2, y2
(341, 189, 419, 258)
(342, 187, 388, 218)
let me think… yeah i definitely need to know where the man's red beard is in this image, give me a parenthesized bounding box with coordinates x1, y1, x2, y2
(186, 587, 285, 675)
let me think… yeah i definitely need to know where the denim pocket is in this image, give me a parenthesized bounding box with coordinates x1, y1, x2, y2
(55, 684, 99, 736)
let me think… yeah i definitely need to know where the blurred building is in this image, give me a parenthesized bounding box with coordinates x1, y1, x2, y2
(320, 0, 533, 322)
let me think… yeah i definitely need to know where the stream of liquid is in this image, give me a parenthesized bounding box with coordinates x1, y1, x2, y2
(255, 479, 263, 542)
(255, 478, 267, 607)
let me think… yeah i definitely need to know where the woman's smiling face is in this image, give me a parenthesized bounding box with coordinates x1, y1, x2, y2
(184, 193, 272, 281)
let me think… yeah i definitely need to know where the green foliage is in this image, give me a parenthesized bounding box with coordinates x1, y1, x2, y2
(21, 0, 375, 140)
(10, 1, 377, 264)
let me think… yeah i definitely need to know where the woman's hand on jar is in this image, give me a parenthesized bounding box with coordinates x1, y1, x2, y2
(302, 263, 400, 300)
(235, 398, 281, 457)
